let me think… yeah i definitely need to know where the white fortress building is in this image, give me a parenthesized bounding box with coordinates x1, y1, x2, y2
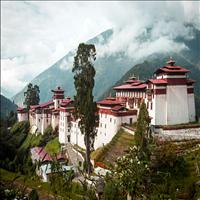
(17, 58, 199, 149)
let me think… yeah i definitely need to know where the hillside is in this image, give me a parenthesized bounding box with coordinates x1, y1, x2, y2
(99, 53, 200, 116)
(0, 94, 17, 118)
(12, 29, 133, 105)
(91, 129, 135, 167)
(12, 25, 200, 105)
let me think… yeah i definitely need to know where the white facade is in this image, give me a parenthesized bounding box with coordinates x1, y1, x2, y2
(70, 108, 137, 150)
(70, 120, 85, 148)
(52, 114, 59, 130)
(59, 111, 71, 144)
(166, 85, 189, 125)
(41, 113, 52, 134)
(188, 93, 196, 122)
(17, 112, 28, 122)
(94, 112, 137, 149)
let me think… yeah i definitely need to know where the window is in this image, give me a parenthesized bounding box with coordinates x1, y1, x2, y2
(151, 102, 153, 110)
(114, 119, 116, 124)
(39, 119, 40, 122)
(105, 133, 106, 136)
(110, 118, 112, 122)
(105, 124, 106, 128)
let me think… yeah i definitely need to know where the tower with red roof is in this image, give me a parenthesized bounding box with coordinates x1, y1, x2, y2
(51, 86, 65, 109)
(146, 57, 196, 125)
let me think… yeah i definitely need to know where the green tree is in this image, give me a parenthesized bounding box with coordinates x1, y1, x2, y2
(113, 101, 152, 199)
(72, 43, 98, 174)
(24, 83, 40, 111)
(134, 101, 152, 160)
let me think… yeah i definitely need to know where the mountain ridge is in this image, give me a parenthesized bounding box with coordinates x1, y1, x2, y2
(12, 26, 200, 106)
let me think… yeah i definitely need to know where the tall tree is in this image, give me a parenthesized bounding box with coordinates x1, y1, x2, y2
(24, 83, 40, 111)
(72, 43, 98, 174)
(134, 101, 152, 160)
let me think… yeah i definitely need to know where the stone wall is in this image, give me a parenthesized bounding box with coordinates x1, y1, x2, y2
(154, 127, 200, 141)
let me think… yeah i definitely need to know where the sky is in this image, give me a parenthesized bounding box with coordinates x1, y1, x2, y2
(1, 1, 200, 98)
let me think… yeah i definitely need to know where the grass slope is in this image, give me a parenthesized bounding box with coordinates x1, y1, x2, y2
(45, 137, 61, 156)
(91, 129, 135, 167)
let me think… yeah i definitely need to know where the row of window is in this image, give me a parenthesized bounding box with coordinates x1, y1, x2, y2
(116, 91, 145, 98)
(147, 102, 153, 110)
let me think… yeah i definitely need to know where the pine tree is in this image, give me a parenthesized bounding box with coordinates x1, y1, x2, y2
(72, 43, 98, 174)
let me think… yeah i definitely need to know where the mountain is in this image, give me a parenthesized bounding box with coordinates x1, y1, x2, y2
(99, 53, 200, 116)
(12, 29, 133, 105)
(0, 95, 17, 118)
(12, 25, 200, 106)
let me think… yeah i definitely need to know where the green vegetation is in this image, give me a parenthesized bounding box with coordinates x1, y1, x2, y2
(0, 94, 17, 118)
(102, 103, 200, 200)
(45, 137, 61, 156)
(91, 129, 135, 166)
(38, 125, 57, 147)
(0, 167, 97, 200)
(20, 133, 42, 150)
(0, 121, 30, 170)
(24, 83, 40, 111)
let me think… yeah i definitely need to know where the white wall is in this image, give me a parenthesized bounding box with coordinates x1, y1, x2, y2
(166, 85, 189, 125)
(52, 114, 59, 130)
(188, 93, 196, 122)
(155, 94, 167, 125)
(41, 113, 52, 134)
(70, 113, 137, 150)
(17, 112, 28, 122)
(95, 114, 136, 149)
(70, 121, 85, 148)
(35, 113, 42, 133)
(59, 111, 71, 144)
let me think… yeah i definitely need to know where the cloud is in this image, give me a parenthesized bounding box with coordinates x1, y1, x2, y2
(96, 1, 199, 61)
(1, 1, 200, 96)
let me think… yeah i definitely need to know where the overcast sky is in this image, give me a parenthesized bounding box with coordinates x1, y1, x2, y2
(1, 1, 200, 97)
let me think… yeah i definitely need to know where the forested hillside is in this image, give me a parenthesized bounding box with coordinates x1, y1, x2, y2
(0, 95, 17, 118)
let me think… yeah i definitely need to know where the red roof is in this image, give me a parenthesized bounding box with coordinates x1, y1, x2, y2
(17, 107, 26, 111)
(111, 105, 125, 111)
(155, 65, 190, 74)
(113, 83, 147, 90)
(97, 98, 121, 106)
(30, 101, 54, 110)
(60, 98, 74, 107)
(147, 79, 167, 85)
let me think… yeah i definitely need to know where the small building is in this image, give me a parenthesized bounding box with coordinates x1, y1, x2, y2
(39, 163, 74, 182)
